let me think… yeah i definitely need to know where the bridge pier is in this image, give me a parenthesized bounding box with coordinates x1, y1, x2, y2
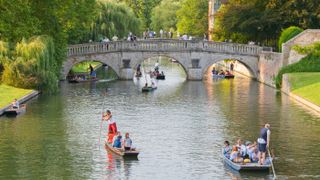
(187, 68, 203, 80)
(119, 68, 134, 80)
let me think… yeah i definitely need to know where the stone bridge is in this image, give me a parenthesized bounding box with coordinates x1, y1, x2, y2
(64, 39, 263, 80)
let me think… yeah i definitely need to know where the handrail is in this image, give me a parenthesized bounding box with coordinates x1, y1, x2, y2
(67, 40, 263, 57)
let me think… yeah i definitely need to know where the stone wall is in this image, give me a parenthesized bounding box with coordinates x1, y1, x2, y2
(282, 29, 320, 66)
(257, 51, 283, 87)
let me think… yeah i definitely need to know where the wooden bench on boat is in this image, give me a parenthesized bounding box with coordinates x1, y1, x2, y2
(105, 142, 139, 158)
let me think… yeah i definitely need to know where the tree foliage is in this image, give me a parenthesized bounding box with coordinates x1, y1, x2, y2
(150, 0, 181, 33)
(2, 36, 59, 93)
(176, 0, 208, 36)
(117, 0, 161, 29)
(213, 0, 320, 48)
(89, 1, 141, 41)
(278, 26, 303, 52)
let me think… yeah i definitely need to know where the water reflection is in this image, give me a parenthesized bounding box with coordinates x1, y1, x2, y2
(1, 60, 320, 179)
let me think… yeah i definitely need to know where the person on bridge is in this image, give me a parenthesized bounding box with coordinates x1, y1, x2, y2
(257, 123, 271, 165)
(103, 110, 118, 143)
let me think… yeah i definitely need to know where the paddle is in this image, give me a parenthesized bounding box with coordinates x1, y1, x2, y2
(98, 92, 106, 151)
(268, 147, 277, 179)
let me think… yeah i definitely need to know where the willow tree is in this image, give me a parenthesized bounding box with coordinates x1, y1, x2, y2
(2, 36, 58, 93)
(89, 1, 141, 41)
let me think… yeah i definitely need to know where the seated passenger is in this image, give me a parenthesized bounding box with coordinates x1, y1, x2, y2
(218, 70, 225, 75)
(113, 135, 122, 148)
(236, 139, 247, 157)
(223, 141, 231, 158)
(112, 131, 121, 146)
(123, 132, 133, 151)
(225, 70, 232, 76)
(12, 99, 19, 109)
(144, 83, 148, 88)
(246, 141, 259, 162)
(229, 146, 243, 163)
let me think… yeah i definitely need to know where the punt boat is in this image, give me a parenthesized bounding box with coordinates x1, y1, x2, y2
(105, 142, 139, 158)
(222, 151, 272, 171)
(4, 104, 26, 116)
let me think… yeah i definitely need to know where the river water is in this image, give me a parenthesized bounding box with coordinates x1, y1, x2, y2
(0, 61, 320, 180)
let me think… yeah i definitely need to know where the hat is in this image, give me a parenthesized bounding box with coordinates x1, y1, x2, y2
(245, 141, 252, 146)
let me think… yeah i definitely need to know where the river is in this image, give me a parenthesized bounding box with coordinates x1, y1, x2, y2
(0, 60, 319, 179)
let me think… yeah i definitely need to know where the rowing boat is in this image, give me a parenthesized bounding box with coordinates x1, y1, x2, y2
(222, 150, 272, 171)
(4, 104, 26, 116)
(212, 74, 235, 79)
(105, 142, 139, 157)
(142, 86, 157, 92)
(68, 78, 99, 83)
(156, 74, 165, 80)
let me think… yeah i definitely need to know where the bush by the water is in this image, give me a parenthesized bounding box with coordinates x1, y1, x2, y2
(278, 26, 303, 52)
(1, 36, 59, 93)
(275, 42, 320, 88)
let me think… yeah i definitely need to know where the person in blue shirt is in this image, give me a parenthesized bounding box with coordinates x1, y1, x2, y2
(113, 135, 122, 148)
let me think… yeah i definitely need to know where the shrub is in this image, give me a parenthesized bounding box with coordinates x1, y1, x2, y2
(275, 46, 320, 88)
(278, 26, 303, 52)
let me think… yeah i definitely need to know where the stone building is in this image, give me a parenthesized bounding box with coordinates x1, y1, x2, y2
(208, 0, 228, 40)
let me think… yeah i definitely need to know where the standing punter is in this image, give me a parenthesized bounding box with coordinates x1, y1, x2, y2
(103, 110, 118, 143)
(257, 123, 271, 165)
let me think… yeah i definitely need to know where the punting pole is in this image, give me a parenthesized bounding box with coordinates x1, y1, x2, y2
(268, 148, 277, 179)
(98, 92, 106, 151)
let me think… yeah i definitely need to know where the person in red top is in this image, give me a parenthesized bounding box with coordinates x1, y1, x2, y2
(103, 110, 118, 143)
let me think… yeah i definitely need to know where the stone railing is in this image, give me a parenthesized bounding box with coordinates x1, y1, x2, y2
(67, 39, 262, 57)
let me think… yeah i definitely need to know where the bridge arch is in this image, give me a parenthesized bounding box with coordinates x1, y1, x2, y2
(131, 53, 189, 77)
(202, 53, 258, 79)
(63, 53, 121, 79)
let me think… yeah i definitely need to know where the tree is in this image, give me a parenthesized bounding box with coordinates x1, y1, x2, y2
(213, 0, 320, 48)
(2, 36, 59, 93)
(117, 0, 161, 29)
(278, 26, 303, 52)
(176, 0, 208, 37)
(150, 0, 181, 33)
(89, 1, 141, 41)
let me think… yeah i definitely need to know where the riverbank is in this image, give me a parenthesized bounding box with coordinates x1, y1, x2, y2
(0, 84, 39, 115)
(282, 73, 320, 112)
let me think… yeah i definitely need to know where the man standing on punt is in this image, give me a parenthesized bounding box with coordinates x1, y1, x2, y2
(257, 123, 271, 165)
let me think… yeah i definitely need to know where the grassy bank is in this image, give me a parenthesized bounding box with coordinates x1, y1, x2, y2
(288, 73, 320, 106)
(71, 61, 102, 73)
(0, 84, 33, 109)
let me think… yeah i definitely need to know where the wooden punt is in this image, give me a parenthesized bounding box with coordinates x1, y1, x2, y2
(142, 86, 157, 92)
(156, 74, 165, 80)
(4, 104, 26, 116)
(224, 75, 235, 79)
(68, 78, 99, 83)
(105, 142, 139, 157)
(212, 74, 235, 79)
(222, 151, 271, 171)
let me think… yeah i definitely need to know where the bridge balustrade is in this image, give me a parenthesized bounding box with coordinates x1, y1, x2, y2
(67, 40, 262, 57)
